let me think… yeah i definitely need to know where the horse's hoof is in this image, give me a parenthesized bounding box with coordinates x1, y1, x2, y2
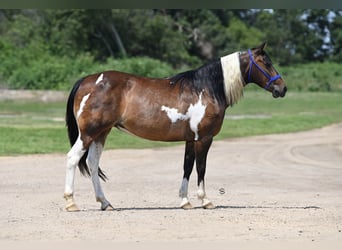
(182, 202, 193, 209)
(180, 198, 193, 209)
(203, 201, 215, 209)
(65, 203, 80, 212)
(101, 203, 114, 211)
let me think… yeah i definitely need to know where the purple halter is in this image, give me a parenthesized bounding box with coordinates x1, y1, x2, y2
(247, 49, 281, 90)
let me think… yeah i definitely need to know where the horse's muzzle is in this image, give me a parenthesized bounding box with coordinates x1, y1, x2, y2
(272, 85, 287, 98)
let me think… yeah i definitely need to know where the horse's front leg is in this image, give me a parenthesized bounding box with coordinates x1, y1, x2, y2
(179, 141, 195, 209)
(87, 141, 114, 211)
(195, 136, 215, 209)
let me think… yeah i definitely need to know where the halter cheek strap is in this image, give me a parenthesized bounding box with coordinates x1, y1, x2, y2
(247, 49, 281, 90)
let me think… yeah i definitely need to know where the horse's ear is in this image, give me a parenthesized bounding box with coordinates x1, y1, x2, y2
(252, 41, 267, 52)
(258, 41, 267, 51)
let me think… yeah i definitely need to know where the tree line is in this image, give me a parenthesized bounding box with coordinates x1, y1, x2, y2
(0, 9, 341, 90)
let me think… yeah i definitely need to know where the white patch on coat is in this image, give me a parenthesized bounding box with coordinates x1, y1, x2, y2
(95, 73, 104, 85)
(160, 106, 187, 123)
(76, 93, 90, 119)
(220, 52, 245, 106)
(161, 92, 206, 140)
(187, 93, 206, 140)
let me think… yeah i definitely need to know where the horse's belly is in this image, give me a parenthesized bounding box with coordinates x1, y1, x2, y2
(117, 119, 192, 142)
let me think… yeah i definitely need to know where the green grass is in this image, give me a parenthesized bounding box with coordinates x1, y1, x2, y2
(278, 62, 342, 92)
(1, 91, 342, 156)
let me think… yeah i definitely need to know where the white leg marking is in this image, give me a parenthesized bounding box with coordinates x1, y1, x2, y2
(179, 178, 189, 198)
(161, 92, 206, 140)
(179, 178, 192, 209)
(65, 136, 86, 195)
(87, 142, 112, 210)
(77, 93, 90, 119)
(197, 180, 206, 200)
(197, 180, 214, 209)
(95, 73, 104, 85)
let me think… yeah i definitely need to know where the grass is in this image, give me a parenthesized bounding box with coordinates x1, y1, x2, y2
(279, 62, 342, 92)
(1, 90, 342, 156)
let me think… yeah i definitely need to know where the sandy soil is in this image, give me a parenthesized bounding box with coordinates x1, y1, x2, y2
(0, 123, 341, 244)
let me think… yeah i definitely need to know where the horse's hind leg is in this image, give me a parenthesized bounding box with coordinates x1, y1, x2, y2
(64, 137, 86, 212)
(87, 139, 114, 211)
(179, 141, 195, 209)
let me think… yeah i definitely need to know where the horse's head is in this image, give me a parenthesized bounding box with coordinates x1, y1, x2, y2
(240, 42, 287, 98)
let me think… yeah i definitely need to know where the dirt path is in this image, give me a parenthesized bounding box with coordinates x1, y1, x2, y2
(0, 124, 342, 243)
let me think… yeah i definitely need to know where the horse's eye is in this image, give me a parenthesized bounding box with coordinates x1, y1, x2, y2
(264, 57, 272, 68)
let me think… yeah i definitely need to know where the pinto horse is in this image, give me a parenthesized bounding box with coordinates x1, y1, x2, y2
(64, 42, 287, 211)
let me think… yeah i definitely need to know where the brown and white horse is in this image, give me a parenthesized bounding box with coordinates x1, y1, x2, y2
(64, 42, 287, 211)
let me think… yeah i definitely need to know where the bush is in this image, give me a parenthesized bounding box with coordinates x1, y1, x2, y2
(90, 57, 176, 79)
(0, 39, 177, 90)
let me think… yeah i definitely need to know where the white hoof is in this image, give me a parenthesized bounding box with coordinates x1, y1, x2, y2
(202, 198, 215, 209)
(180, 198, 193, 209)
(64, 193, 80, 212)
(65, 202, 80, 212)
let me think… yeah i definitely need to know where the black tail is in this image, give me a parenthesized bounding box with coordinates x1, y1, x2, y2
(66, 78, 108, 181)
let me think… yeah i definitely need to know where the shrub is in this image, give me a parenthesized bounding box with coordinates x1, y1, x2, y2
(0, 40, 176, 90)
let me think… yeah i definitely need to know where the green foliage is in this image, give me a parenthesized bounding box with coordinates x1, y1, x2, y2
(1, 9, 342, 91)
(278, 62, 342, 92)
(331, 15, 342, 62)
(228, 17, 265, 50)
(0, 40, 95, 89)
(0, 40, 175, 90)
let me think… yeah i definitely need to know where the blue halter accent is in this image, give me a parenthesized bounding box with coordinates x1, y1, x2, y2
(247, 49, 281, 90)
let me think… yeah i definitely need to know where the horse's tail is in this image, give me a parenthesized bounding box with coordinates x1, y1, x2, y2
(66, 78, 107, 181)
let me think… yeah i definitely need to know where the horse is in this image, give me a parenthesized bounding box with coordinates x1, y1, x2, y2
(64, 42, 287, 211)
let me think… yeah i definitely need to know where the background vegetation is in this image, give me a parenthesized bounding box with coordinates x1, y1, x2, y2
(0, 9, 342, 91)
(1, 9, 342, 155)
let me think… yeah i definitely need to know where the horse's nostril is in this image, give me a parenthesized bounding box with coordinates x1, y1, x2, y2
(279, 86, 287, 97)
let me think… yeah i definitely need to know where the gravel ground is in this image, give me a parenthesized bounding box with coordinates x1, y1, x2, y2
(0, 123, 341, 245)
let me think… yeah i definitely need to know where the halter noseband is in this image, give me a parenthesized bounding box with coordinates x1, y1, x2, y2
(247, 49, 281, 90)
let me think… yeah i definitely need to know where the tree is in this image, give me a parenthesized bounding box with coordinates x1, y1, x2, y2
(227, 16, 265, 51)
(254, 9, 329, 65)
(330, 11, 342, 62)
(301, 9, 332, 61)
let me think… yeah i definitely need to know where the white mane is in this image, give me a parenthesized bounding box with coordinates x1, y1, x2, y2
(220, 52, 245, 106)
